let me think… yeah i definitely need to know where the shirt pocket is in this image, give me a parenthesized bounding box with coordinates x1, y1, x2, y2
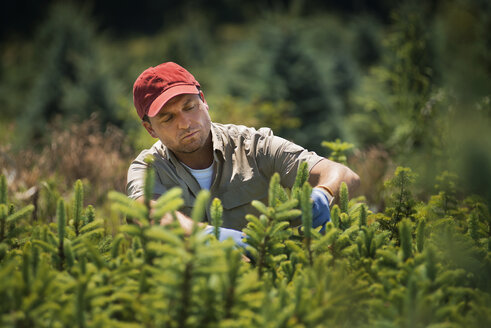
(216, 178, 269, 230)
(172, 186, 196, 219)
(218, 178, 268, 210)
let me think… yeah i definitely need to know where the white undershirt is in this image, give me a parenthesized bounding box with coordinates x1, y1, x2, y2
(181, 162, 214, 190)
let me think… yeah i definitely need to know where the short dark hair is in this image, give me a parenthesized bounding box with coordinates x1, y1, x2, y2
(197, 87, 203, 101)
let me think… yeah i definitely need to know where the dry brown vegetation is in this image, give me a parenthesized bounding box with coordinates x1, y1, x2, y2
(349, 146, 394, 212)
(0, 115, 132, 211)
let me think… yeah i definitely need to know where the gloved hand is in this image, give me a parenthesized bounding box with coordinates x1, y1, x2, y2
(311, 187, 332, 233)
(204, 226, 248, 249)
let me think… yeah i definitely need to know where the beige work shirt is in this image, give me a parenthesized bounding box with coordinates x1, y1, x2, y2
(127, 123, 324, 230)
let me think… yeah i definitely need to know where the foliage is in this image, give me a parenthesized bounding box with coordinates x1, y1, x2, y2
(321, 139, 355, 166)
(7, 2, 123, 145)
(378, 167, 417, 242)
(209, 96, 300, 134)
(348, 8, 433, 154)
(343, 1, 491, 203)
(210, 198, 223, 240)
(1, 162, 490, 327)
(201, 15, 348, 153)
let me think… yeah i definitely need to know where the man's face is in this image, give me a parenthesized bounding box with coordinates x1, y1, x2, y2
(143, 93, 212, 156)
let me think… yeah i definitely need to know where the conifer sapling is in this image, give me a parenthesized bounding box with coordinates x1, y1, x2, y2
(425, 245, 437, 282)
(339, 182, 349, 214)
(292, 162, 309, 201)
(0, 204, 7, 241)
(399, 219, 413, 261)
(210, 198, 223, 240)
(143, 156, 155, 214)
(64, 240, 74, 269)
(191, 190, 210, 224)
(269, 173, 282, 208)
(5, 204, 35, 225)
(467, 209, 479, 243)
(359, 204, 367, 227)
(0, 174, 7, 205)
(57, 198, 66, 270)
(73, 179, 84, 236)
(111, 234, 125, 259)
(416, 219, 426, 252)
(22, 242, 31, 288)
(331, 205, 341, 228)
(85, 205, 95, 224)
(301, 182, 314, 265)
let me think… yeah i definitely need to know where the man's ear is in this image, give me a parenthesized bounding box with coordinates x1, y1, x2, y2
(199, 90, 208, 109)
(142, 120, 158, 138)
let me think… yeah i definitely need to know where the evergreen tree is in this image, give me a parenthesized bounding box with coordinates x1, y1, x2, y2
(348, 2, 437, 156)
(0, 167, 490, 327)
(379, 167, 417, 241)
(269, 30, 339, 152)
(18, 2, 120, 145)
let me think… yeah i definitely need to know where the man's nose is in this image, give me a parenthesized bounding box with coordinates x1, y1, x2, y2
(177, 113, 191, 129)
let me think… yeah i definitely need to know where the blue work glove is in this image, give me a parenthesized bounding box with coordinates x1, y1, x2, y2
(204, 226, 248, 249)
(311, 187, 332, 233)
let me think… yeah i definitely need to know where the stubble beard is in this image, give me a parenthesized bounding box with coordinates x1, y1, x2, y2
(175, 115, 212, 155)
(177, 143, 201, 154)
(176, 130, 208, 154)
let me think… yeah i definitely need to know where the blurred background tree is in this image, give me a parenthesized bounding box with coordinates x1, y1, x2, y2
(2, 2, 123, 147)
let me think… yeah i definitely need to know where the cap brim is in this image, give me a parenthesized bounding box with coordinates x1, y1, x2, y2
(148, 84, 200, 117)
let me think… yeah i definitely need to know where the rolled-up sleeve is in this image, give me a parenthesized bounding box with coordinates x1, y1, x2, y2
(126, 149, 167, 200)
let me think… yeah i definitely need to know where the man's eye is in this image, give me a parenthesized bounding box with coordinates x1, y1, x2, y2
(162, 115, 172, 123)
(185, 105, 195, 111)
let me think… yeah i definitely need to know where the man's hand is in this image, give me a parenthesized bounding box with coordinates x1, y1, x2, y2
(136, 197, 200, 235)
(159, 211, 199, 236)
(204, 226, 248, 249)
(136, 196, 249, 261)
(311, 187, 332, 233)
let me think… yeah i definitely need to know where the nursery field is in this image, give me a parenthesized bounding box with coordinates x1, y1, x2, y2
(1, 0, 490, 326)
(0, 162, 490, 327)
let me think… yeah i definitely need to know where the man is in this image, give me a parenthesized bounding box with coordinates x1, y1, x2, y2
(127, 62, 359, 246)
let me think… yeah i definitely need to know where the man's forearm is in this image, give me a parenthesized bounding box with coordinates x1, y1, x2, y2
(308, 158, 360, 202)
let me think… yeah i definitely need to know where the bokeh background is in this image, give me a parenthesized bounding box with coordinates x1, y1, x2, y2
(1, 0, 490, 215)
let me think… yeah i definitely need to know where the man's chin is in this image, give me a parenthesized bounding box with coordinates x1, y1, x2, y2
(176, 145, 201, 154)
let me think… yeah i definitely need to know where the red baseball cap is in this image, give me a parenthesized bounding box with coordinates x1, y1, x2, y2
(133, 62, 201, 119)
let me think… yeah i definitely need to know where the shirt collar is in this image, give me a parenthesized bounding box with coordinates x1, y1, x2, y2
(210, 123, 225, 159)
